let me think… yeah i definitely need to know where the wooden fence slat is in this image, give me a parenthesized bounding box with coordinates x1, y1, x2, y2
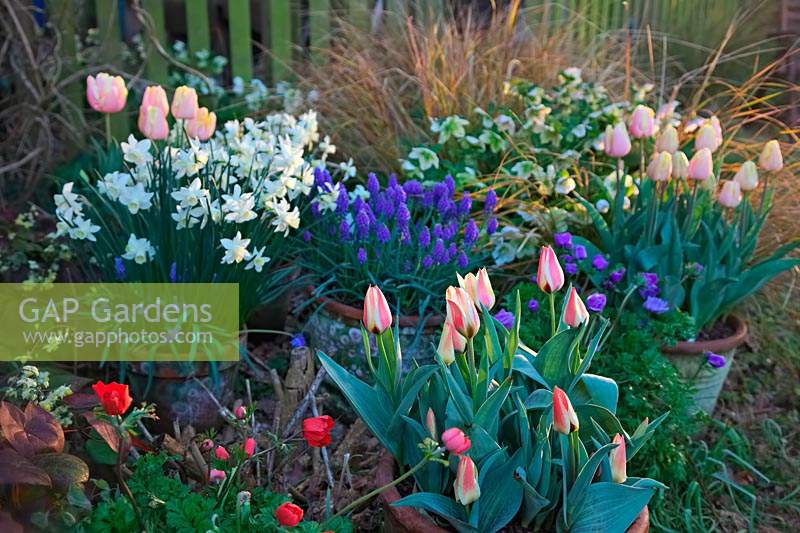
(142, 0, 169, 83)
(269, 0, 293, 81)
(186, 0, 211, 53)
(46, 1, 82, 114)
(348, 0, 371, 32)
(228, 0, 253, 81)
(94, 0, 129, 138)
(309, 0, 331, 64)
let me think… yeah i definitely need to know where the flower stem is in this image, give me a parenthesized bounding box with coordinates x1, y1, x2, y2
(105, 113, 112, 147)
(549, 292, 556, 337)
(329, 447, 445, 520)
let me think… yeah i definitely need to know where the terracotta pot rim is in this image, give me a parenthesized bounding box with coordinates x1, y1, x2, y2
(376, 453, 650, 532)
(307, 286, 444, 329)
(661, 314, 747, 355)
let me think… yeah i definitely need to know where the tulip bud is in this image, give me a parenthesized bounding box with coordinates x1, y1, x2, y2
(552, 386, 579, 434)
(672, 151, 690, 179)
(436, 322, 457, 365)
(647, 151, 672, 182)
(717, 180, 742, 209)
(710, 116, 723, 143)
(733, 161, 758, 191)
(86, 73, 128, 113)
(234, 405, 247, 419)
(655, 124, 679, 154)
(209, 468, 226, 482)
(628, 105, 655, 139)
(141, 85, 169, 116)
(442, 427, 471, 454)
(454, 455, 481, 506)
(186, 107, 217, 141)
(138, 105, 169, 140)
(610, 434, 627, 483)
(457, 268, 495, 310)
(604, 123, 632, 158)
(171, 85, 199, 120)
(215, 446, 230, 461)
(564, 287, 589, 327)
(537, 246, 565, 293)
(243, 437, 256, 457)
(687, 148, 713, 180)
(200, 438, 214, 451)
(694, 123, 721, 152)
(759, 140, 783, 171)
(425, 408, 437, 439)
(445, 287, 480, 338)
(362, 285, 392, 334)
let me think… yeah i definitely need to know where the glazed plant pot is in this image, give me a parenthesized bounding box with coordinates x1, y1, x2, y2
(661, 314, 747, 415)
(305, 292, 443, 372)
(375, 453, 650, 533)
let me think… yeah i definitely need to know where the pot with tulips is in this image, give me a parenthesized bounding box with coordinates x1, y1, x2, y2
(300, 170, 497, 370)
(317, 259, 664, 532)
(570, 106, 799, 414)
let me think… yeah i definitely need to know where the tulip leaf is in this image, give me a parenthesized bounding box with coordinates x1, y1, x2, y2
(512, 354, 550, 389)
(474, 378, 512, 433)
(524, 389, 553, 410)
(477, 449, 525, 533)
(317, 351, 395, 456)
(391, 493, 475, 532)
(468, 425, 503, 464)
(573, 374, 618, 413)
(568, 482, 654, 533)
(440, 360, 474, 425)
(565, 442, 617, 512)
(532, 328, 580, 389)
(503, 291, 522, 375)
(575, 403, 625, 440)
(388, 365, 439, 437)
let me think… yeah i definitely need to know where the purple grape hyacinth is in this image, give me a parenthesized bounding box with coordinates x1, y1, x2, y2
(591, 254, 609, 271)
(527, 298, 539, 313)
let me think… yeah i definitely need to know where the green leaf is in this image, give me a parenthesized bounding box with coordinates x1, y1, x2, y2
(512, 354, 550, 389)
(575, 404, 625, 440)
(388, 365, 438, 437)
(524, 389, 553, 410)
(532, 328, 581, 389)
(440, 361, 474, 425)
(573, 374, 618, 413)
(30, 453, 89, 491)
(392, 493, 475, 532)
(317, 351, 396, 456)
(477, 449, 525, 533)
(568, 482, 654, 532)
(474, 378, 512, 432)
(565, 443, 617, 512)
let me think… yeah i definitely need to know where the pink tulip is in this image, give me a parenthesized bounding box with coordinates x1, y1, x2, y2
(687, 148, 713, 180)
(694, 123, 721, 153)
(552, 386, 579, 435)
(564, 287, 589, 328)
(655, 125, 679, 154)
(733, 161, 758, 191)
(442, 427, 471, 454)
(200, 438, 214, 451)
(717, 180, 742, 209)
(209, 468, 227, 482)
(436, 321, 460, 365)
(86, 73, 128, 113)
(457, 268, 495, 310)
(362, 285, 392, 334)
(610, 434, 627, 483)
(454, 455, 481, 505)
(138, 105, 169, 140)
(186, 107, 217, 141)
(672, 151, 689, 179)
(647, 151, 672, 182)
(141, 85, 169, 116)
(759, 140, 783, 171)
(425, 408, 437, 439)
(171, 85, 199, 120)
(710, 116, 723, 143)
(215, 446, 230, 461)
(243, 437, 256, 457)
(234, 405, 247, 419)
(604, 123, 632, 158)
(628, 105, 655, 139)
(537, 246, 564, 294)
(656, 100, 678, 122)
(445, 287, 480, 339)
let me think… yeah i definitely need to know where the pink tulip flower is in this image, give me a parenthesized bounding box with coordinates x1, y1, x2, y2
(171, 85, 199, 120)
(454, 455, 481, 505)
(552, 386, 579, 435)
(445, 286, 480, 339)
(647, 151, 672, 182)
(610, 434, 627, 483)
(733, 161, 758, 191)
(138, 105, 169, 140)
(457, 267, 495, 310)
(687, 148, 713, 180)
(564, 287, 589, 328)
(362, 285, 392, 334)
(537, 246, 565, 294)
(717, 180, 742, 209)
(759, 140, 783, 172)
(628, 105, 655, 139)
(86, 73, 128, 113)
(442, 427, 471, 455)
(186, 107, 217, 141)
(604, 123, 632, 158)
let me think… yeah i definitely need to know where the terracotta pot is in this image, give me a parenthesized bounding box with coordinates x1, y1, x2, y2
(305, 288, 443, 371)
(661, 314, 747, 415)
(246, 289, 292, 337)
(376, 453, 650, 533)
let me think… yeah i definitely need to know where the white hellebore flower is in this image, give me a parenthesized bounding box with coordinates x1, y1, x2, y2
(220, 231, 251, 264)
(245, 246, 270, 272)
(408, 147, 439, 171)
(121, 134, 153, 167)
(595, 199, 610, 213)
(68, 217, 100, 242)
(118, 183, 154, 214)
(431, 115, 470, 143)
(555, 177, 576, 195)
(122, 234, 156, 264)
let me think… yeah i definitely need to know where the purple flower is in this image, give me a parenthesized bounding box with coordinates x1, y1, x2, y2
(464, 219, 479, 245)
(336, 186, 349, 214)
(705, 351, 726, 369)
(444, 175, 456, 195)
(530, 275, 537, 284)
(692, 262, 705, 275)
(432, 238, 448, 264)
(639, 272, 660, 298)
(367, 173, 380, 195)
(396, 202, 411, 229)
(314, 167, 332, 188)
(494, 309, 515, 329)
(457, 251, 469, 269)
(585, 293, 607, 313)
(432, 223, 444, 239)
(302, 230, 312, 242)
(418, 226, 431, 248)
(484, 189, 497, 214)
(591, 254, 609, 271)
(114, 257, 125, 281)
(643, 296, 670, 314)
(447, 242, 458, 260)
(641, 272, 659, 287)
(574, 245, 587, 260)
(339, 219, 351, 240)
(357, 247, 367, 264)
(422, 255, 434, 269)
(554, 232, 573, 248)
(458, 193, 472, 216)
(403, 180, 423, 196)
(310, 202, 321, 218)
(355, 208, 371, 239)
(562, 254, 574, 263)
(376, 223, 391, 244)
(169, 262, 178, 283)
(388, 174, 399, 188)
(291, 334, 306, 348)
(486, 217, 498, 235)
(437, 196, 454, 219)
(608, 268, 626, 284)
(565, 262, 578, 275)
(527, 298, 539, 313)
(422, 190, 435, 208)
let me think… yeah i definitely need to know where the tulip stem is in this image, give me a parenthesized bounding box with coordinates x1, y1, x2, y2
(104, 113, 112, 147)
(467, 338, 477, 395)
(549, 292, 556, 337)
(328, 447, 445, 520)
